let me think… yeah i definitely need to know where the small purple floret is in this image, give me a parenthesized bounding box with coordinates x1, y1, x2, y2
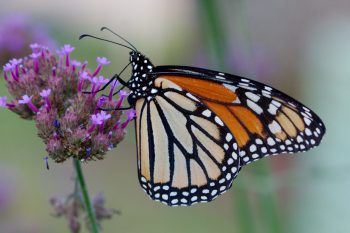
(115, 90, 129, 108)
(81, 61, 88, 71)
(80, 71, 90, 80)
(52, 67, 56, 78)
(9, 58, 23, 66)
(8, 58, 22, 79)
(0, 96, 7, 108)
(40, 89, 51, 98)
(40, 89, 52, 111)
(30, 52, 41, 73)
(71, 60, 81, 66)
(108, 80, 119, 100)
(18, 95, 32, 104)
(92, 57, 110, 77)
(18, 95, 39, 113)
(61, 44, 75, 67)
(96, 57, 110, 65)
(30, 43, 41, 52)
(3, 63, 13, 71)
(0, 96, 15, 108)
(91, 114, 103, 125)
(29, 52, 40, 59)
(62, 44, 75, 54)
(97, 76, 109, 85)
(127, 109, 136, 119)
(77, 71, 90, 92)
(71, 60, 81, 72)
(2, 63, 12, 81)
(121, 109, 136, 129)
(99, 111, 111, 121)
(95, 96, 106, 113)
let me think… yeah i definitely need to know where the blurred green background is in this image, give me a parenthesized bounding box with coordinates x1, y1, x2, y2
(0, 0, 349, 233)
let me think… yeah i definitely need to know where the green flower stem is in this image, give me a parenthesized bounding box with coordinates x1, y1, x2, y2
(73, 159, 100, 233)
(235, 177, 258, 233)
(200, 0, 227, 66)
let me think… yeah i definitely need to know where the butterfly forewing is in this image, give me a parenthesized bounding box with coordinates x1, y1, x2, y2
(153, 66, 325, 166)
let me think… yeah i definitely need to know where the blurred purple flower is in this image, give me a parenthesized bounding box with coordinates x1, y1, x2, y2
(50, 192, 119, 233)
(0, 14, 56, 65)
(0, 170, 15, 213)
(0, 181, 12, 212)
(92, 192, 120, 221)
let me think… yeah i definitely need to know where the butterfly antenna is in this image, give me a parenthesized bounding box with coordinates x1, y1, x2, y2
(79, 34, 135, 51)
(100, 26, 138, 52)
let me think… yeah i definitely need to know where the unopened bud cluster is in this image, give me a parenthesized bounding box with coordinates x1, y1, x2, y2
(50, 192, 120, 233)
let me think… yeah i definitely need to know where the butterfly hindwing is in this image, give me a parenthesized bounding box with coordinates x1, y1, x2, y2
(135, 85, 241, 206)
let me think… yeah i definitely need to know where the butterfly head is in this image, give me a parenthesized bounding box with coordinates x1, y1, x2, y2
(130, 50, 153, 66)
(128, 51, 155, 105)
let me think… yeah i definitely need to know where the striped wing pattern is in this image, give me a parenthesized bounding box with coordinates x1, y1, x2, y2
(135, 82, 240, 206)
(134, 66, 325, 206)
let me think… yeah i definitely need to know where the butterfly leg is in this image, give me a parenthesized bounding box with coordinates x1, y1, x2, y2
(83, 62, 131, 95)
(98, 106, 133, 111)
(98, 77, 132, 110)
(115, 75, 129, 89)
(99, 75, 129, 98)
(82, 73, 119, 94)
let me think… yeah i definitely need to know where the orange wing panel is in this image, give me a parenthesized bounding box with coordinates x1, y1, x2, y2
(230, 106, 265, 138)
(161, 75, 237, 103)
(160, 75, 265, 147)
(203, 101, 249, 147)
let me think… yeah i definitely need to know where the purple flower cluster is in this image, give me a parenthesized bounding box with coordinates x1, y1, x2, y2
(1, 44, 135, 163)
(0, 14, 56, 65)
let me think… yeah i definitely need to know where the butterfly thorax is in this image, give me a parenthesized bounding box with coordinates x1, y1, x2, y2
(127, 51, 155, 105)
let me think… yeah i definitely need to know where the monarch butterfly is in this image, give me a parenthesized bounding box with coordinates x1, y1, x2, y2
(80, 28, 326, 207)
